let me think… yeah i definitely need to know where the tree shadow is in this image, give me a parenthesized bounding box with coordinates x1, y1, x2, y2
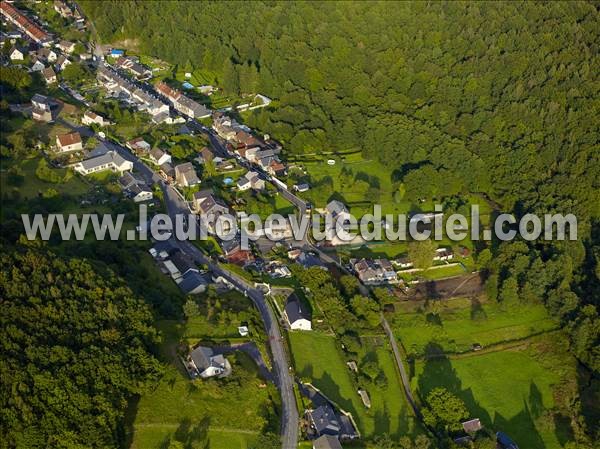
(470, 298, 487, 321)
(418, 343, 491, 427)
(121, 394, 140, 449)
(493, 403, 544, 449)
(171, 416, 211, 449)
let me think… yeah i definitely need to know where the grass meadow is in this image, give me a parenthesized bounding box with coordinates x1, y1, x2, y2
(128, 320, 279, 449)
(288, 331, 421, 439)
(389, 297, 558, 356)
(412, 333, 578, 449)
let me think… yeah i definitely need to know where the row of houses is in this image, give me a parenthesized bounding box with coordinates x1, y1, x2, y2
(213, 112, 287, 177)
(97, 65, 171, 122)
(351, 258, 398, 285)
(149, 240, 210, 295)
(1, 2, 52, 46)
(156, 81, 211, 119)
(114, 55, 152, 80)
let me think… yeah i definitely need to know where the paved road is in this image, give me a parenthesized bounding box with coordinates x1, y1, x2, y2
(159, 183, 298, 449)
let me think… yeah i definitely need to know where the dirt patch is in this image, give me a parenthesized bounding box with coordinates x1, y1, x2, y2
(407, 272, 484, 300)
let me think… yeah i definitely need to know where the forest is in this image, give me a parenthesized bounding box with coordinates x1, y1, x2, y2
(79, 0, 599, 375)
(0, 243, 163, 448)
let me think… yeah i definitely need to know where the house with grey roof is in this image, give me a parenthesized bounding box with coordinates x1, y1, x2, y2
(284, 294, 311, 331)
(187, 346, 231, 379)
(73, 151, 133, 175)
(178, 271, 209, 295)
(308, 405, 340, 436)
(174, 162, 200, 187)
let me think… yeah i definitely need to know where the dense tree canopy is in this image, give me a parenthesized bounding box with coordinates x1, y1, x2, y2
(80, 0, 600, 374)
(0, 244, 162, 448)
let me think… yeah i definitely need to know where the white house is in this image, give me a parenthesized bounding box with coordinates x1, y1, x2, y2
(284, 295, 312, 331)
(55, 132, 82, 153)
(128, 184, 153, 203)
(74, 151, 133, 175)
(149, 147, 172, 166)
(82, 111, 110, 127)
(188, 346, 231, 379)
(30, 59, 45, 72)
(9, 46, 24, 61)
(55, 55, 71, 72)
(42, 66, 57, 84)
(56, 40, 75, 54)
(237, 171, 265, 191)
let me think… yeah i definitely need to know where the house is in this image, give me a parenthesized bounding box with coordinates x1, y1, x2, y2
(178, 271, 209, 295)
(174, 162, 200, 187)
(462, 418, 482, 434)
(9, 46, 24, 61)
(326, 200, 350, 222)
(160, 162, 175, 181)
(54, 0, 73, 18)
(118, 171, 145, 190)
(74, 151, 133, 175)
(126, 137, 151, 154)
(56, 40, 75, 53)
(30, 58, 45, 72)
(266, 160, 286, 177)
(170, 250, 198, 278)
(115, 56, 151, 79)
(188, 346, 231, 379)
(312, 435, 342, 449)
(193, 190, 230, 233)
(238, 326, 249, 337)
(352, 258, 398, 285)
(197, 146, 214, 164)
(218, 237, 254, 265)
(308, 405, 340, 436)
(82, 111, 110, 127)
(55, 54, 71, 71)
(294, 183, 310, 193)
(55, 132, 83, 153)
(42, 66, 57, 84)
(237, 171, 265, 191)
(127, 184, 153, 203)
(284, 294, 311, 330)
(37, 48, 58, 63)
(149, 147, 172, 166)
(31, 93, 54, 122)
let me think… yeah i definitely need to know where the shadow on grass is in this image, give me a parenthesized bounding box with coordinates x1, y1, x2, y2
(417, 342, 547, 448)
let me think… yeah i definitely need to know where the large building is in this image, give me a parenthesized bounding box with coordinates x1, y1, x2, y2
(1, 2, 52, 46)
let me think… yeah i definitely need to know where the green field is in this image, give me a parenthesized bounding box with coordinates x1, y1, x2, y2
(288, 331, 420, 438)
(129, 321, 279, 449)
(412, 334, 578, 449)
(389, 297, 558, 356)
(1, 157, 89, 200)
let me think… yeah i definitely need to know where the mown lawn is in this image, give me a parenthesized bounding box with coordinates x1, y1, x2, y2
(288, 332, 420, 438)
(129, 321, 279, 449)
(389, 297, 558, 356)
(412, 333, 577, 449)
